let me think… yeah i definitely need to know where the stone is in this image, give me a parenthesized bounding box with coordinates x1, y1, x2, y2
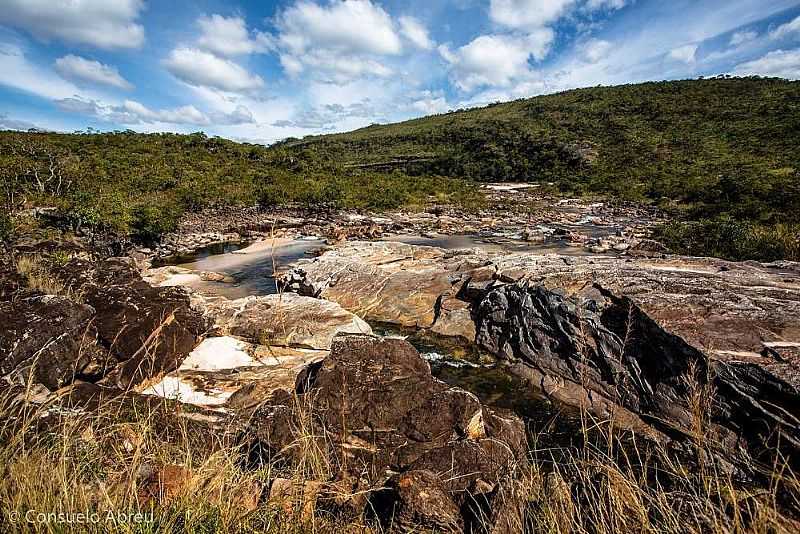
(370, 470, 462, 533)
(196, 293, 372, 349)
(245, 335, 528, 532)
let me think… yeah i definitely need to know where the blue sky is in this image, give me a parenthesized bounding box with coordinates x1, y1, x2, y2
(1, 0, 800, 143)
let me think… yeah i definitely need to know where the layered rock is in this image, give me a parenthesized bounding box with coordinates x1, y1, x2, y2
(282, 242, 800, 469)
(0, 257, 208, 392)
(280, 241, 489, 330)
(140, 293, 372, 410)
(245, 334, 527, 532)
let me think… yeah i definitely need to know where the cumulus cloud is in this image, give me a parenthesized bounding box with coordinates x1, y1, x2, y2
(411, 94, 450, 114)
(731, 48, 800, 80)
(196, 14, 273, 57)
(730, 30, 758, 46)
(439, 30, 554, 91)
(489, 0, 576, 29)
(164, 48, 265, 93)
(770, 15, 800, 41)
(399, 16, 434, 50)
(54, 55, 132, 90)
(273, 0, 401, 82)
(56, 96, 256, 126)
(668, 44, 698, 63)
(0, 0, 144, 49)
(582, 39, 612, 62)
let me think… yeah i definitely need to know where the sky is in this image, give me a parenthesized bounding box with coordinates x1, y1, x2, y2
(1, 0, 800, 144)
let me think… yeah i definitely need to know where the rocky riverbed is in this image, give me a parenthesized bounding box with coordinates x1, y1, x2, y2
(2, 193, 799, 531)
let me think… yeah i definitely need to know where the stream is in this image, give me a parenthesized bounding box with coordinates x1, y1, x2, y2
(157, 234, 587, 447)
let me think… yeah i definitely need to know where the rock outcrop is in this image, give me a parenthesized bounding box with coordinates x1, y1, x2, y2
(0, 257, 208, 393)
(245, 334, 527, 532)
(282, 242, 800, 469)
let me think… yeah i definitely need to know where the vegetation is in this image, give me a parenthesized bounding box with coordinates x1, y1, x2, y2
(1, 379, 798, 533)
(1, 77, 798, 258)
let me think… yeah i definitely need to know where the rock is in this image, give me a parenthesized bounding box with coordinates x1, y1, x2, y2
(0, 295, 108, 390)
(370, 470, 462, 533)
(195, 293, 371, 349)
(431, 293, 476, 341)
(475, 281, 800, 470)
(280, 241, 486, 329)
(245, 335, 527, 532)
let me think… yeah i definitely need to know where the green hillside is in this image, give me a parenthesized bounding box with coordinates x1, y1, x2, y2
(287, 77, 800, 222)
(1, 77, 798, 259)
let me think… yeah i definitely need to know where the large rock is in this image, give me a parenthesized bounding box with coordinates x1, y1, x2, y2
(0, 257, 209, 393)
(0, 295, 108, 389)
(245, 334, 527, 532)
(195, 292, 372, 349)
(280, 241, 487, 329)
(475, 281, 800, 470)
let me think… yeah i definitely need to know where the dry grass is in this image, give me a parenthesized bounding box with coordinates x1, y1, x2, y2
(14, 254, 79, 299)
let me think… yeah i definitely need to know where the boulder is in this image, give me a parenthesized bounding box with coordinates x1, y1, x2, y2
(0, 295, 108, 390)
(0, 257, 209, 392)
(280, 241, 484, 328)
(244, 335, 527, 532)
(475, 281, 800, 470)
(195, 293, 372, 349)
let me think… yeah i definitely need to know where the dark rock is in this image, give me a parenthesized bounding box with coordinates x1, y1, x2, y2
(0, 295, 108, 390)
(245, 334, 527, 532)
(475, 282, 800, 470)
(370, 470, 462, 533)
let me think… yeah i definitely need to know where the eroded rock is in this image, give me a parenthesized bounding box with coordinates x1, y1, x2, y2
(245, 334, 527, 532)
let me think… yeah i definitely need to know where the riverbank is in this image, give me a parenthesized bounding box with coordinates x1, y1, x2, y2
(2, 195, 799, 533)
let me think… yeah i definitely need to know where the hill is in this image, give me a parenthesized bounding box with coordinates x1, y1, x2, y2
(1, 77, 798, 259)
(287, 77, 800, 223)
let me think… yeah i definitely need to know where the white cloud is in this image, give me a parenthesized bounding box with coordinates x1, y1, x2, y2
(196, 14, 273, 57)
(399, 16, 434, 50)
(0, 43, 85, 100)
(585, 0, 627, 10)
(411, 96, 449, 114)
(54, 55, 132, 90)
(582, 39, 612, 62)
(164, 48, 264, 93)
(276, 0, 402, 56)
(731, 48, 800, 80)
(668, 44, 698, 63)
(770, 15, 800, 41)
(440, 30, 554, 90)
(0, 0, 144, 49)
(0, 113, 45, 131)
(55, 96, 256, 126)
(489, 0, 576, 29)
(274, 0, 402, 82)
(730, 30, 757, 46)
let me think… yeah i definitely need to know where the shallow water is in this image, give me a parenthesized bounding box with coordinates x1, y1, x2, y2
(164, 238, 327, 299)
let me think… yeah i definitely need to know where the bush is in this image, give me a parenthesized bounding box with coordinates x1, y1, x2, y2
(655, 218, 800, 262)
(0, 212, 12, 243)
(131, 202, 181, 244)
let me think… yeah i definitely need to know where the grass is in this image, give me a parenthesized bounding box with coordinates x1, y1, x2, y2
(15, 255, 71, 297)
(2, 368, 799, 533)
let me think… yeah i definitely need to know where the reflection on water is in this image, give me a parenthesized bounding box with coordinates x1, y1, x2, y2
(381, 231, 618, 256)
(163, 238, 327, 299)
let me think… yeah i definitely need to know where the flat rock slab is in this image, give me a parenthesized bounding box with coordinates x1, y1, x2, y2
(193, 292, 372, 349)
